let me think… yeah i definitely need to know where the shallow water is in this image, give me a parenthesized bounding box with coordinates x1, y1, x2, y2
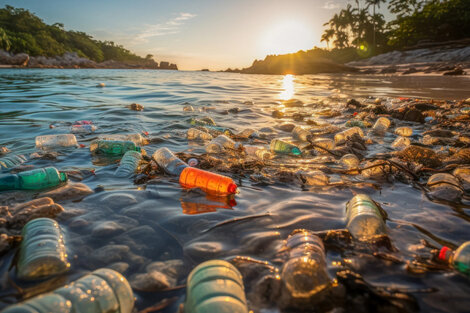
(0, 69, 469, 312)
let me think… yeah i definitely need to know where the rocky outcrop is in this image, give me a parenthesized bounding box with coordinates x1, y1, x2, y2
(0, 50, 29, 66)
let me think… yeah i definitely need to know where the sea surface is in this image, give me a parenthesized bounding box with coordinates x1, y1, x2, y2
(0, 69, 469, 312)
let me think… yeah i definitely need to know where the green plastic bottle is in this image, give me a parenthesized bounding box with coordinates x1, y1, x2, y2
(185, 260, 248, 313)
(90, 140, 141, 156)
(270, 139, 301, 156)
(438, 241, 470, 276)
(2, 268, 134, 313)
(0, 167, 67, 191)
(17, 218, 69, 280)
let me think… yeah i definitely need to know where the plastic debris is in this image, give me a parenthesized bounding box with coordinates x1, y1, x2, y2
(188, 158, 199, 167)
(427, 173, 463, 202)
(371, 117, 391, 135)
(114, 151, 142, 177)
(35, 134, 78, 149)
(340, 154, 360, 170)
(187, 128, 213, 141)
(270, 139, 301, 156)
(334, 127, 364, 145)
(153, 147, 188, 176)
(291, 126, 312, 142)
(0, 154, 27, 170)
(180, 167, 238, 195)
(346, 194, 386, 240)
(439, 241, 470, 276)
(206, 135, 242, 153)
(244, 146, 272, 160)
(394, 127, 413, 137)
(90, 140, 141, 156)
(0, 167, 67, 191)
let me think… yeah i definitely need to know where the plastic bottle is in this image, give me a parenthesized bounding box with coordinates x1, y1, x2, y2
(312, 138, 335, 154)
(334, 127, 364, 145)
(438, 241, 470, 276)
(453, 167, 470, 191)
(237, 128, 259, 139)
(391, 136, 411, 149)
(185, 260, 248, 313)
(187, 128, 213, 141)
(297, 170, 329, 186)
(152, 147, 188, 176)
(291, 126, 312, 142)
(426, 173, 463, 202)
(99, 134, 145, 146)
(3, 268, 134, 313)
(35, 134, 78, 149)
(244, 146, 272, 160)
(340, 154, 359, 170)
(205, 126, 233, 136)
(189, 117, 216, 126)
(179, 167, 237, 195)
(0, 167, 67, 191)
(371, 117, 391, 135)
(90, 140, 141, 156)
(71, 124, 97, 133)
(345, 120, 369, 128)
(0, 154, 27, 170)
(394, 127, 412, 137)
(17, 218, 69, 280)
(281, 230, 330, 298)
(346, 194, 386, 240)
(205, 135, 242, 153)
(114, 151, 142, 177)
(270, 139, 301, 156)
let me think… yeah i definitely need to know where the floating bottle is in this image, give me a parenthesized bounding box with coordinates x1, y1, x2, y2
(90, 140, 141, 156)
(205, 135, 242, 153)
(439, 241, 470, 276)
(114, 151, 142, 177)
(0, 154, 27, 170)
(189, 117, 216, 126)
(340, 154, 359, 170)
(17, 218, 69, 280)
(187, 128, 213, 141)
(152, 147, 188, 176)
(345, 120, 370, 128)
(334, 127, 364, 145)
(312, 138, 335, 154)
(179, 167, 237, 195)
(0, 167, 67, 191)
(346, 194, 386, 240)
(394, 127, 412, 137)
(185, 260, 248, 313)
(371, 117, 391, 135)
(3, 268, 134, 313)
(291, 126, 312, 142)
(392, 136, 411, 149)
(71, 124, 97, 133)
(237, 128, 259, 139)
(244, 146, 272, 160)
(427, 173, 463, 202)
(35, 134, 78, 149)
(281, 230, 330, 298)
(204, 125, 233, 136)
(270, 139, 301, 156)
(297, 170, 329, 186)
(183, 105, 195, 112)
(99, 134, 146, 146)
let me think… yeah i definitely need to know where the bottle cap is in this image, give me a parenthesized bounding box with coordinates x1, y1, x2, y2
(292, 147, 301, 155)
(227, 183, 238, 194)
(439, 246, 452, 261)
(188, 158, 199, 167)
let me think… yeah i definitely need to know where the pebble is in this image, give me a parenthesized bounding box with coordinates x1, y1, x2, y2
(40, 183, 93, 202)
(92, 244, 130, 265)
(184, 241, 223, 259)
(91, 221, 126, 237)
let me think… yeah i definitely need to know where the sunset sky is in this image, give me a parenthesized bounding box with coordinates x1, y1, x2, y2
(1, 0, 387, 70)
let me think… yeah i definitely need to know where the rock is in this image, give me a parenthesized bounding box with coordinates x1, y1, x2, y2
(8, 198, 64, 229)
(92, 244, 130, 265)
(100, 192, 138, 208)
(228, 107, 240, 114)
(130, 103, 144, 111)
(396, 145, 442, 168)
(0, 146, 10, 155)
(403, 109, 424, 123)
(277, 123, 296, 132)
(0, 233, 20, 256)
(56, 208, 86, 221)
(444, 148, 470, 164)
(423, 129, 454, 137)
(443, 67, 465, 75)
(146, 259, 184, 282)
(381, 66, 397, 74)
(0, 50, 29, 66)
(68, 217, 90, 229)
(91, 221, 126, 237)
(272, 110, 284, 118)
(108, 262, 130, 274)
(184, 241, 223, 259)
(427, 173, 463, 202)
(402, 67, 418, 75)
(347, 99, 362, 108)
(40, 183, 93, 202)
(130, 271, 171, 291)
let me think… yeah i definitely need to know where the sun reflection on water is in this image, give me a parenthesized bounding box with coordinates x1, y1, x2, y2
(280, 74, 294, 100)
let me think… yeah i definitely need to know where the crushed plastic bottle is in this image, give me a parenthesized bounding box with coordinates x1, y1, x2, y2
(340, 154, 359, 170)
(99, 133, 146, 146)
(312, 138, 335, 154)
(281, 230, 330, 298)
(3, 268, 134, 313)
(346, 194, 386, 240)
(114, 151, 142, 177)
(187, 128, 213, 141)
(244, 146, 272, 160)
(152, 147, 188, 176)
(180, 167, 237, 195)
(0, 167, 67, 191)
(205, 135, 242, 153)
(297, 170, 329, 186)
(270, 139, 301, 156)
(185, 260, 248, 313)
(334, 127, 364, 145)
(35, 134, 78, 149)
(438, 241, 470, 276)
(0, 154, 27, 170)
(291, 126, 312, 142)
(183, 105, 195, 112)
(17, 218, 69, 280)
(237, 128, 259, 139)
(394, 127, 413, 137)
(392, 136, 411, 149)
(90, 140, 141, 156)
(427, 173, 463, 202)
(371, 117, 391, 135)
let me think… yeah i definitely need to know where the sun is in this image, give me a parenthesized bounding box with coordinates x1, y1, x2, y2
(260, 20, 314, 56)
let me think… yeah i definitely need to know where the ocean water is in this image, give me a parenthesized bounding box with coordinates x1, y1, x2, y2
(0, 69, 469, 312)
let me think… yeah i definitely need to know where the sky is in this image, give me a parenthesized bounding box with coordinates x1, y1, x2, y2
(0, 0, 388, 70)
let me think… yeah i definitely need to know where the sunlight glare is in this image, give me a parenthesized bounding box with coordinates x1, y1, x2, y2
(261, 20, 314, 56)
(280, 74, 294, 100)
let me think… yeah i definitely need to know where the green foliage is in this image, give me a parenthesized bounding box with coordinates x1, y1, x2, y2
(0, 27, 10, 51)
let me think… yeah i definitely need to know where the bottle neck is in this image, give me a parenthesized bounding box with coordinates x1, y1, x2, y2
(438, 246, 453, 263)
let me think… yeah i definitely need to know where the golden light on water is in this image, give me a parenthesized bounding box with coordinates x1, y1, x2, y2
(280, 74, 294, 100)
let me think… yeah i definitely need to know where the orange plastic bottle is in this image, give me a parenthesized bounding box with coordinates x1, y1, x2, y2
(179, 167, 238, 195)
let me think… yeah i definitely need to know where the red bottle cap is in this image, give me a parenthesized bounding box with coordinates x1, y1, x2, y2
(439, 246, 451, 261)
(227, 183, 238, 194)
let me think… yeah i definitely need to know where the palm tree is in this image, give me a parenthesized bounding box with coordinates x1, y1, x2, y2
(0, 27, 11, 52)
(321, 29, 335, 49)
(365, 0, 386, 48)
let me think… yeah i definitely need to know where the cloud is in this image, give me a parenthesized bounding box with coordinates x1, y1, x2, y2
(322, 1, 342, 10)
(135, 12, 196, 42)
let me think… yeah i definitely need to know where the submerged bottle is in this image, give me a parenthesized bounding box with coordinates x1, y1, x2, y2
(281, 230, 330, 298)
(371, 117, 391, 135)
(205, 135, 242, 153)
(0, 167, 67, 191)
(3, 268, 134, 313)
(340, 154, 359, 170)
(90, 140, 141, 156)
(185, 260, 248, 313)
(152, 147, 188, 176)
(114, 151, 142, 177)
(187, 128, 213, 141)
(270, 139, 301, 156)
(0, 154, 27, 170)
(312, 138, 335, 154)
(439, 241, 470, 276)
(35, 134, 78, 149)
(346, 194, 386, 240)
(244, 146, 272, 160)
(291, 126, 312, 142)
(427, 173, 463, 202)
(394, 127, 412, 137)
(17, 218, 69, 280)
(334, 127, 364, 145)
(237, 128, 259, 139)
(392, 136, 411, 149)
(179, 167, 237, 195)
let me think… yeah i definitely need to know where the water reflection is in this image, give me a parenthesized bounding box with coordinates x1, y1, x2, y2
(280, 74, 294, 100)
(180, 193, 236, 215)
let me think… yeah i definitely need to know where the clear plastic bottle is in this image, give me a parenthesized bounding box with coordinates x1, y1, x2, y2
(270, 139, 301, 156)
(35, 134, 78, 149)
(346, 194, 386, 240)
(99, 134, 145, 146)
(114, 151, 142, 177)
(152, 147, 188, 176)
(334, 127, 364, 145)
(185, 260, 248, 313)
(17, 218, 69, 280)
(90, 140, 141, 156)
(0, 154, 27, 170)
(179, 167, 237, 195)
(371, 117, 391, 135)
(237, 128, 259, 139)
(427, 173, 463, 202)
(187, 128, 213, 141)
(244, 146, 272, 160)
(312, 138, 335, 154)
(3, 268, 134, 313)
(297, 170, 329, 186)
(0, 167, 68, 191)
(205, 135, 242, 153)
(281, 230, 330, 298)
(340, 154, 359, 170)
(291, 126, 312, 142)
(438, 241, 470, 276)
(394, 127, 413, 137)
(189, 117, 216, 126)
(71, 124, 97, 133)
(391, 136, 411, 149)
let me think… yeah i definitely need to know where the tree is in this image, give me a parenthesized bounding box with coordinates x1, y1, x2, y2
(0, 26, 10, 51)
(321, 28, 334, 49)
(365, 0, 386, 48)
